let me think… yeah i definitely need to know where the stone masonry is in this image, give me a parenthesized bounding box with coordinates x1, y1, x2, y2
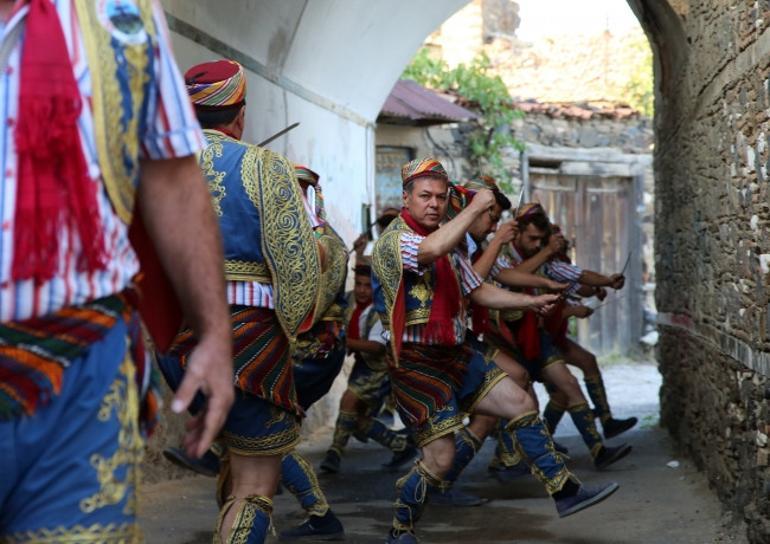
(629, 1, 770, 541)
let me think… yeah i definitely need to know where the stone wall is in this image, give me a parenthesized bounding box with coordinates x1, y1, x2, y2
(629, 0, 770, 541)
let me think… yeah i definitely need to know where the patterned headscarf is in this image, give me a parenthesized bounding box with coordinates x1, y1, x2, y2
(401, 157, 449, 186)
(294, 165, 320, 187)
(516, 202, 546, 221)
(185, 60, 246, 109)
(446, 182, 475, 221)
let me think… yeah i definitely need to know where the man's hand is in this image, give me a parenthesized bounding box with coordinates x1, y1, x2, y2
(530, 293, 561, 315)
(572, 305, 595, 319)
(492, 221, 518, 246)
(595, 287, 608, 301)
(545, 279, 570, 292)
(609, 274, 625, 290)
(174, 334, 234, 458)
(469, 188, 496, 213)
(138, 156, 234, 459)
(546, 232, 566, 256)
(352, 233, 368, 257)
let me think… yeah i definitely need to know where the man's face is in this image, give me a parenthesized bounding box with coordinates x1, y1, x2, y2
(353, 273, 373, 305)
(403, 177, 448, 230)
(517, 222, 548, 257)
(468, 202, 503, 242)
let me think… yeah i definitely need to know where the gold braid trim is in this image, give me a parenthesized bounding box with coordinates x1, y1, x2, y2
(215, 495, 273, 544)
(241, 145, 320, 341)
(314, 224, 348, 323)
(2, 523, 140, 543)
(221, 426, 300, 457)
(413, 413, 464, 448)
(462, 366, 508, 415)
(75, 0, 155, 224)
(371, 217, 408, 363)
(224, 260, 271, 283)
(285, 452, 330, 517)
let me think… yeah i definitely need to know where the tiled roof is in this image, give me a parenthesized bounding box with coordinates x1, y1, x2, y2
(379, 79, 479, 125)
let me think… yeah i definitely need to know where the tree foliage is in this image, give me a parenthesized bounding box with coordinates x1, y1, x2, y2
(402, 48, 523, 190)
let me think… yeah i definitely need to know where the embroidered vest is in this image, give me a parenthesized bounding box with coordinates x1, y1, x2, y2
(199, 130, 321, 340)
(76, 0, 157, 224)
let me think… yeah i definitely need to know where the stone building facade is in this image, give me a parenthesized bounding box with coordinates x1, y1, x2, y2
(629, 1, 770, 541)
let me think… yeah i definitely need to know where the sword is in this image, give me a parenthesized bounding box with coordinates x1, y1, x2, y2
(514, 183, 526, 216)
(620, 251, 632, 276)
(257, 122, 300, 147)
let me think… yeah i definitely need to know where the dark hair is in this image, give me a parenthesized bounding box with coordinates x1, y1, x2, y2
(517, 211, 551, 235)
(493, 190, 512, 210)
(354, 264, 372, 277)
(195, 104, 243, 129)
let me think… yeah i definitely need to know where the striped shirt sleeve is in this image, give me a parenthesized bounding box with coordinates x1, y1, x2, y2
(455, 250, 483, 295)
(140, 1, 205, 160)
(490, 254, 513, 278)
(545, 261, 583, 284)
(400, 232, 425, 273)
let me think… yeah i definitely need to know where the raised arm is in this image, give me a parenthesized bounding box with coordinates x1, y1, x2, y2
(495, 267, 569, 291)
(514, 233, 565, 275)
(417, 189, 496, 265)
(469, 282, 560, 312)
(138, 155, 234, 457)
(473, 221, 517, 279)
(579, 270, 625, 290)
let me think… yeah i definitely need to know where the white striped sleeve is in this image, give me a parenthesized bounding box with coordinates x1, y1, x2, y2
(546, 261, 583, 284)
(140, 1, 205, 160)
(456, 252, 483, 295)
(490, 254, 513, 278)
(400, 232, 425, 273)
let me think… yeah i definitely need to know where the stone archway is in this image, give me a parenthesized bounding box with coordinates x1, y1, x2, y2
(156, 1, 769, 540)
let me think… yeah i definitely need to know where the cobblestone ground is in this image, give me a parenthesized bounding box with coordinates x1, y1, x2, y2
(139, 362, 749, 544)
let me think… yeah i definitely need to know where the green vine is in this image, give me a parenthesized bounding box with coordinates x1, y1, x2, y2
(402, 48, 524, 191)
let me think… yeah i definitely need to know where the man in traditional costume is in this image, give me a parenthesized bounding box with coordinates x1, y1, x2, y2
(158, 60, 321, 543)
(484, 204, 632, 471)
(372, 158, 620, 543)
(537, 225, 638, 439)
(0, 2, 233, 541)
(320, 262, 418, 475)
(276, 164, 347, 541)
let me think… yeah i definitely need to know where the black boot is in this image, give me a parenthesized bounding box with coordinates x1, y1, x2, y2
(320, 449, 342, 474)
(602, 417, 638, 439)
(278, 510, 345, 541)
(594, 444, 632, 470)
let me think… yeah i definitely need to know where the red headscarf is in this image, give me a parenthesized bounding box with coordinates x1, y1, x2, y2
(13, 0, 107, 283)
(400, 208, 460, 345)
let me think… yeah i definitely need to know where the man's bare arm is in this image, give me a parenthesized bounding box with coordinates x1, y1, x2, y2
(494, 267, 568, 291)
(417, 189, 496, 265)
(472, 221, 517, 280)
(469, 283, 559, 311)
(138, 156, 234, 458)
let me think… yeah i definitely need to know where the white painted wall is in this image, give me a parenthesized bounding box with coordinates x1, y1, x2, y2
(161, 0, 469, 245)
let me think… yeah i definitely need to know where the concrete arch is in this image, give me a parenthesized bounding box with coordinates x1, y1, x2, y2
(162, 0, 467, 242)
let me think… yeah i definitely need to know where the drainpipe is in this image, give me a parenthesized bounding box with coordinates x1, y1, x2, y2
(519, 148, 530, 200)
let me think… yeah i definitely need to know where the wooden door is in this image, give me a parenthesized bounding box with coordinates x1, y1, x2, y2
(531, 172, 633, 355)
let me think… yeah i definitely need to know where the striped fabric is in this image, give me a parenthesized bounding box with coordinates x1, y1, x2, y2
(0, 0, 203, 322)
(401, 156, 449, 185)
(225, 184, 321, 308)
(0, 295, 125, 419)
(169, 306, 298, 415)
(399, 232, 482, 345)
(185, 60, 246, 108)
(389, 343, 469, 427)
(543, 260, 583, 297)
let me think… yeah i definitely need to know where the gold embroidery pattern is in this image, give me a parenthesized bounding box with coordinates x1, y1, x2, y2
(413, 412, 463, 447)
(462, 366, 507, 415)
(200, 133, 227, 216)
(240, 146, 320, 340)
(2, 522, 140, 543)
(284, 452, 330, 517)
(80, 353, 143, 516)
(215, 495, 273, 544)
(75, 0, 155, 223)
(372, 218, 407, 357)
(221, 425, 300, 457)
(314, 224, 348, 323)
(223, 259, 271, 283)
